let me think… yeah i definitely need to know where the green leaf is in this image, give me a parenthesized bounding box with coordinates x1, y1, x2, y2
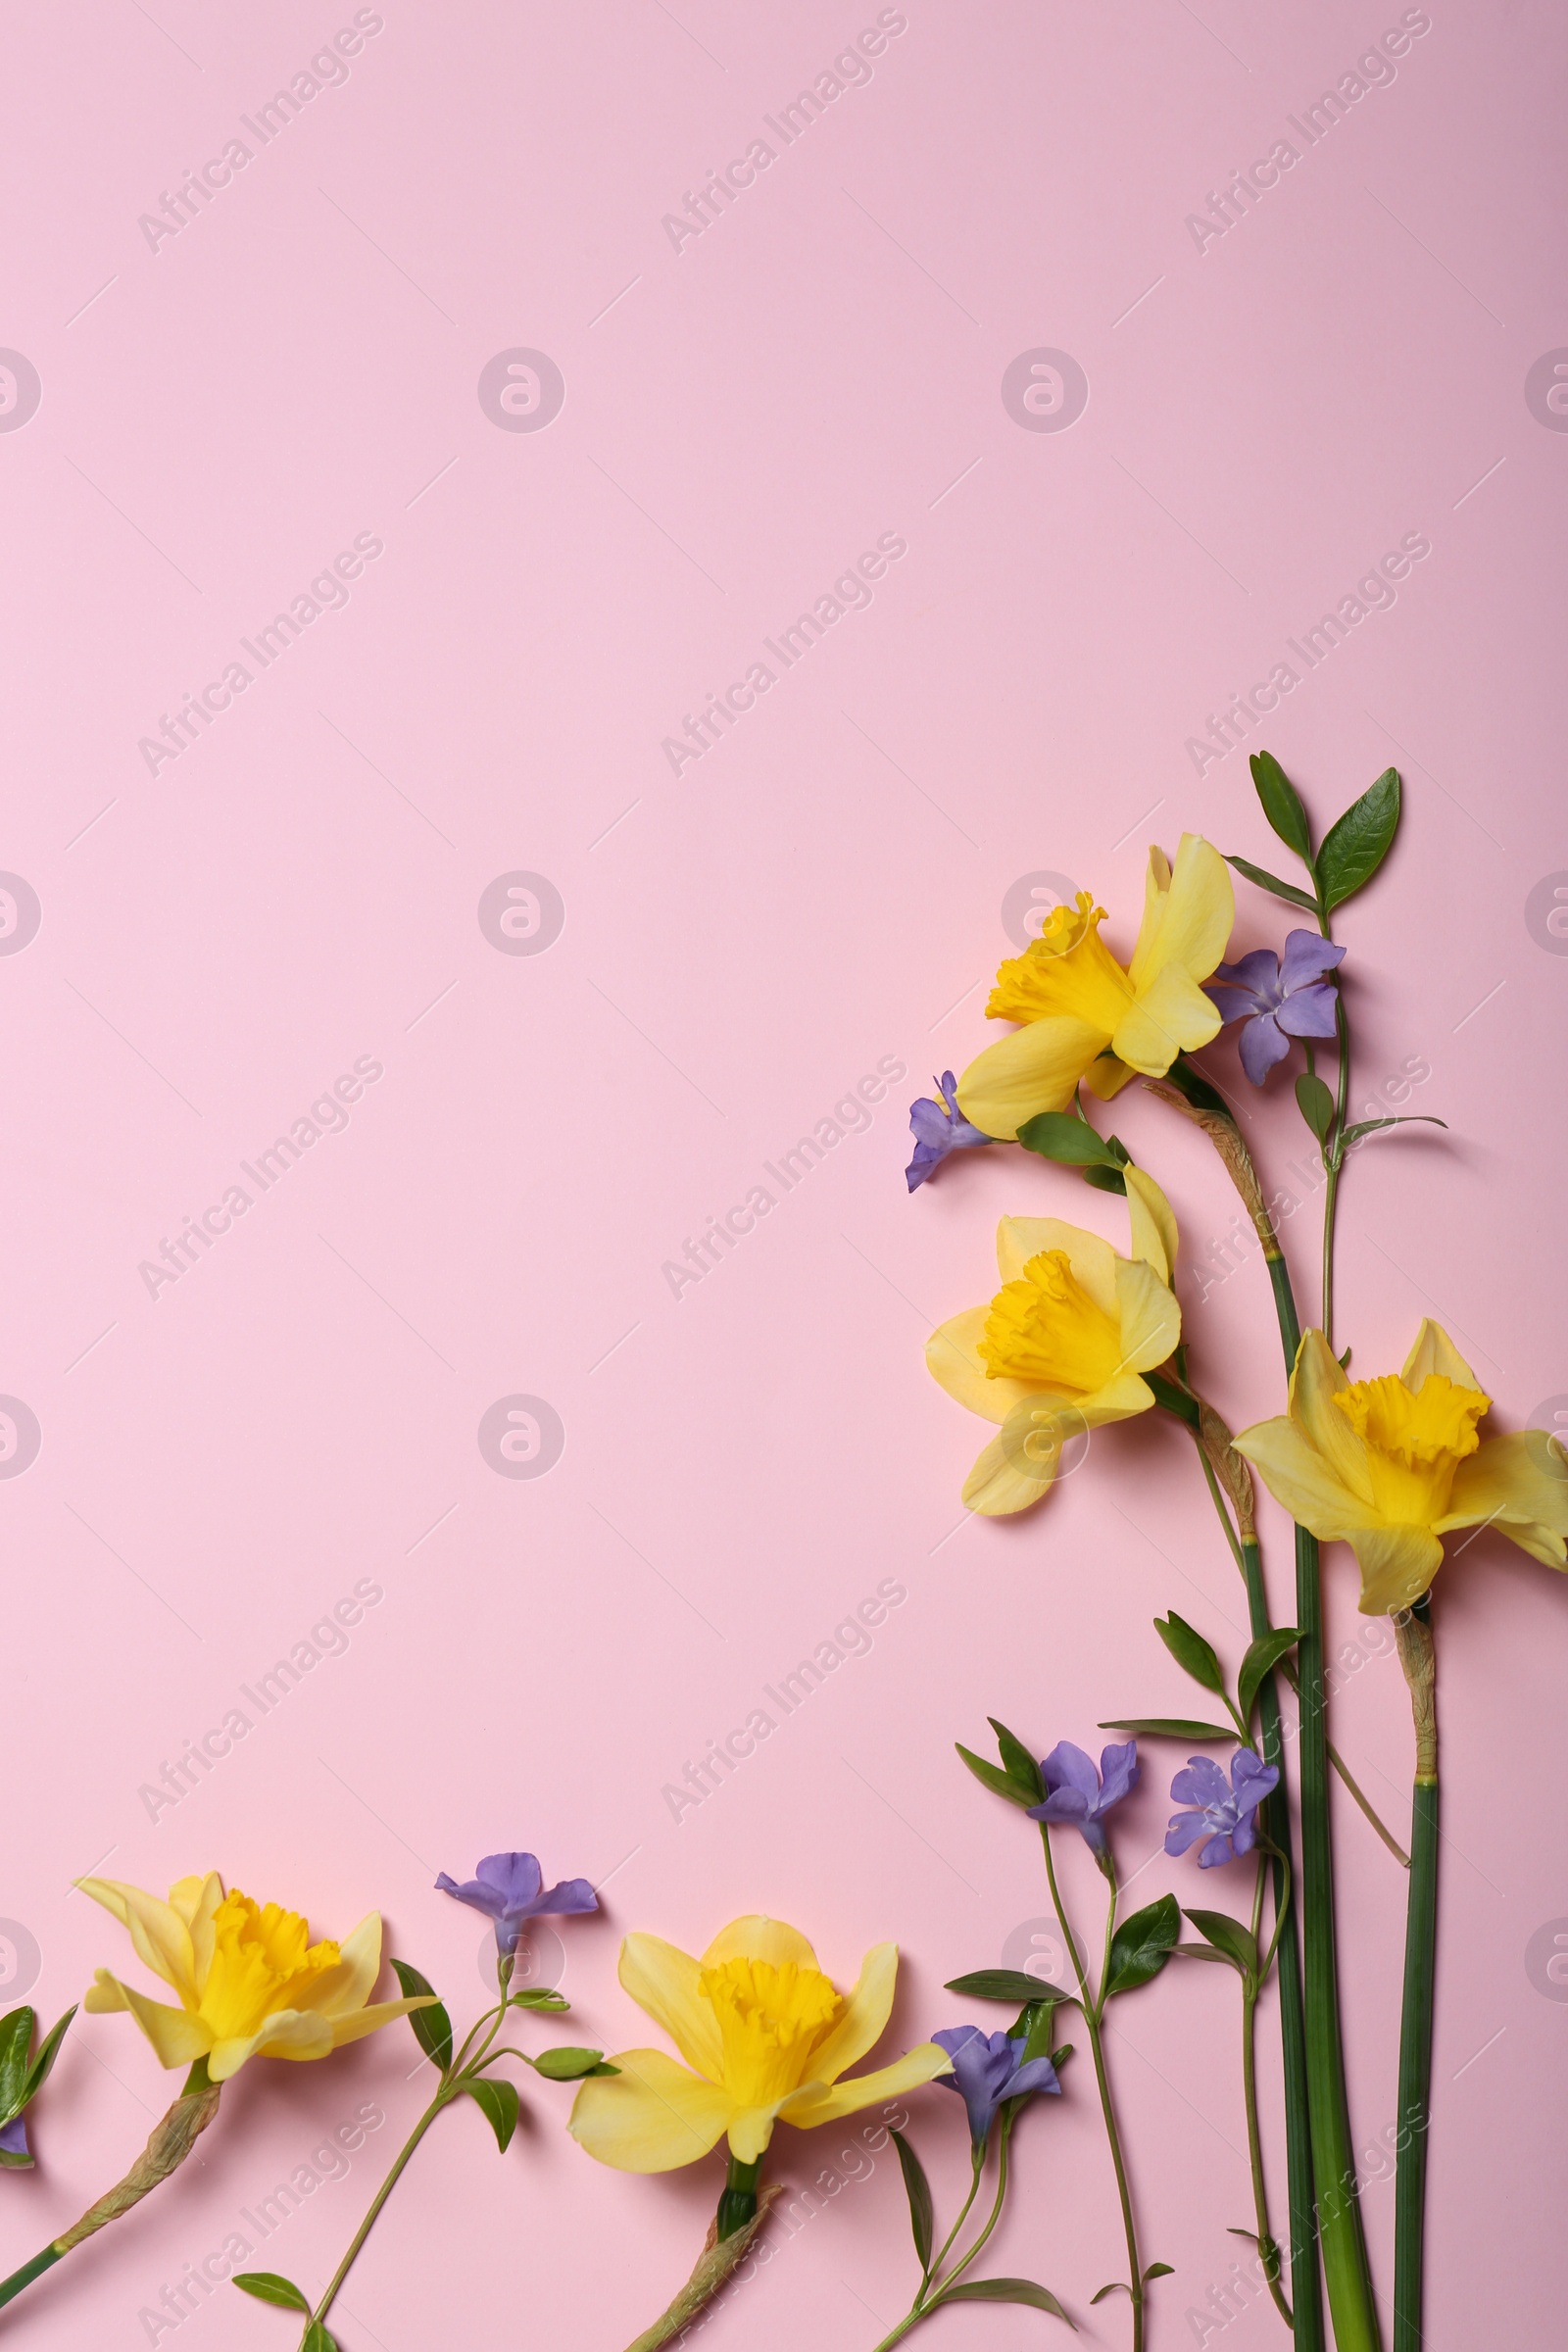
(1099, 1717, 1237, 1742)
(1296, 1071, 1336, 1142)
(1014, 1999, 1058, 2065)
(1225, 853, 1320, 913)
(889, 2128, 934, 2270)
(304, 2326, 339, 2352)
(1079, 1162, 1128, 1196)
(21, 2008, 75, 2110)
(989, 1718, 1046, 1802)
(946, 1969, 1074, 2006)
(1316, 767, 1400, 909)
(1154, 1056, 1231, 1119)
(0, 2008, 33, 2120)
(510, 1985, 569, 2010)
(1249, 751, 1314, 864)
(1339, 1114, 1446, 1151)
(389, 1959, 453, 2075)
(1153, 1613, 1226, 1697)
(1103, 1893, 1182, 1998)
(936, 2278, 1072, 2322)
(231, 2273, 313, 2312)
(0, 2142, 31, 2170)
(531, 2045, 609, 2082)
(464, 2075, 519, 2152)
(1238, 1630, 1302, 1727)
(1144, 2262, 1175, 2280)
(1183, 1909, 1260, 1977)
(1091, 2281, 1131, 2304)
(1017, 1112, 1120, 1168)
(956, 1742, 1037, 1810)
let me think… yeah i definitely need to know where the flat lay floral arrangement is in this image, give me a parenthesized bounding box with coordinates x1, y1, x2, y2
(3, 757, 1563, 2352)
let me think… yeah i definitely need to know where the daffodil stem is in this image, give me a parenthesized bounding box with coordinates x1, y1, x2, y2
(1039, 1827, 1144, 2352)
(1393, 1598, 1438, 2352)
(715, 2154, 762, 2240)
(0, 2064, 221, 2315)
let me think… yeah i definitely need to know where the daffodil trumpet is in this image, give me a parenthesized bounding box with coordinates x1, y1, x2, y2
(0, 1873, 436, 2320)
(570, 1916, 951, 2351)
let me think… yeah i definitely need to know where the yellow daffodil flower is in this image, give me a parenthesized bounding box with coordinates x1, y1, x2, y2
(1234, 1321, 1568, 1614)
(925, 1167, 1182, 1516)
(568, 1916, 949, 2172)
(956, 836, 1234, 1139)
(79, 1874, 434, 2082)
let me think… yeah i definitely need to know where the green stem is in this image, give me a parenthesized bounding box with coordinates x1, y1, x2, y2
(715, 2153, 762, 2242)
(937, 2109, 1013, 2294)
(1393, 1601, 1438, 2351)
(0, 2246, 63, 2312)
(1242, 1853, 1292, 2328)
(310, 2088, 453, 2334)
(1316, 924, 1351, 1349)
(922, 2145, 985, 2287)
(1045, 1838, 1144, 2352)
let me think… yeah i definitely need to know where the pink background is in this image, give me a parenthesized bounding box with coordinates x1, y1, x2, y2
(1, 2, 1564, 2345)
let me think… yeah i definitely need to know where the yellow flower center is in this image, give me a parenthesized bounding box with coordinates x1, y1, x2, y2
(979, 1249, 1127, 1394)
(986, 893, 1135, 1035)
(197, 1891, 341, 2041)
(1332, 1373, 1490, 1524)
(698, 1956, 842, 2107)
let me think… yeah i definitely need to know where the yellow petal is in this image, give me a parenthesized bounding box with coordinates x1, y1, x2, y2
(77, 1879, 198, 2002)
(961, 1429, 1055, 1514)
(1083, 1053, 1137, 1102)
(618, 1933, 723, 2080)
(1111, 961, 1222, 1075)
(1400, 1319, 1481, 1395)
(216, 2009, 333, 2078)
(324, 1994, 438, 2049)
(1077, 1372, 1156, 1426)
(778, 2042, 954, 2132)
(569, 2048, 734, 2172)
(702, 1917, 818, 1973)
(1291, 1331, 1376, 1506)
(315, 1913, 382, 2017)
(926, 1307, 1035, 1426)
(996, 1216, 1116, 1308)
(172, 1875, 225, 1992)
(956, 1015, 1110, 1141)
(1127, 833, 1234, 993)
(84, 1969, 210, 2069)
(1233, 1415, 1370, 1541)
(1349, 1526, 1446, 1615)
(806, 1943, 898, 2085)
(1442, 1431, 1568, 1565)
(1123, 1167, 1178, 1286)
(1112, 1256, 1182, 1373)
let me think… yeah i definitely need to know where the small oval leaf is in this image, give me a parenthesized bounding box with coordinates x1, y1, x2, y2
(1249, 751, 1314, 863)
(1225, 853, 1320, 913)
(1316, 767, 1400, 910)
(937, 2278, 1072, 2323)
(231, 2273, 313, 2312)
(1017, 1112, 1120, 1168)
(956, 1742, 1038, 1810)
(1296, 1071, 1336, 1142)
(1238, 1630, 1302, 1728)
(389, 1958, 453, 2076)
(1099, 1717, 1237, 1742)
(464, 2075, 520, 2151)
(1104, 1893, 1182, 1998)
(531, 2045, 609, 2082)
(1153, 1613, 1227, 1696)
(890, 2128, 934, 2271)
(946, 1969, 1075, 2006)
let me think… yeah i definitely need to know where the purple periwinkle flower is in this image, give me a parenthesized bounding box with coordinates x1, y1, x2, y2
(1026, 1740, 1140, 1863)
(906, 1072, 996, 1192)
(435, 1852, 598, 1954)
(932, 2025, 1061, 2147)
(1205, 931, 1347, 1087)
(0, 2115, 28, 2165)
(1165, 1749, 1280, 1868)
